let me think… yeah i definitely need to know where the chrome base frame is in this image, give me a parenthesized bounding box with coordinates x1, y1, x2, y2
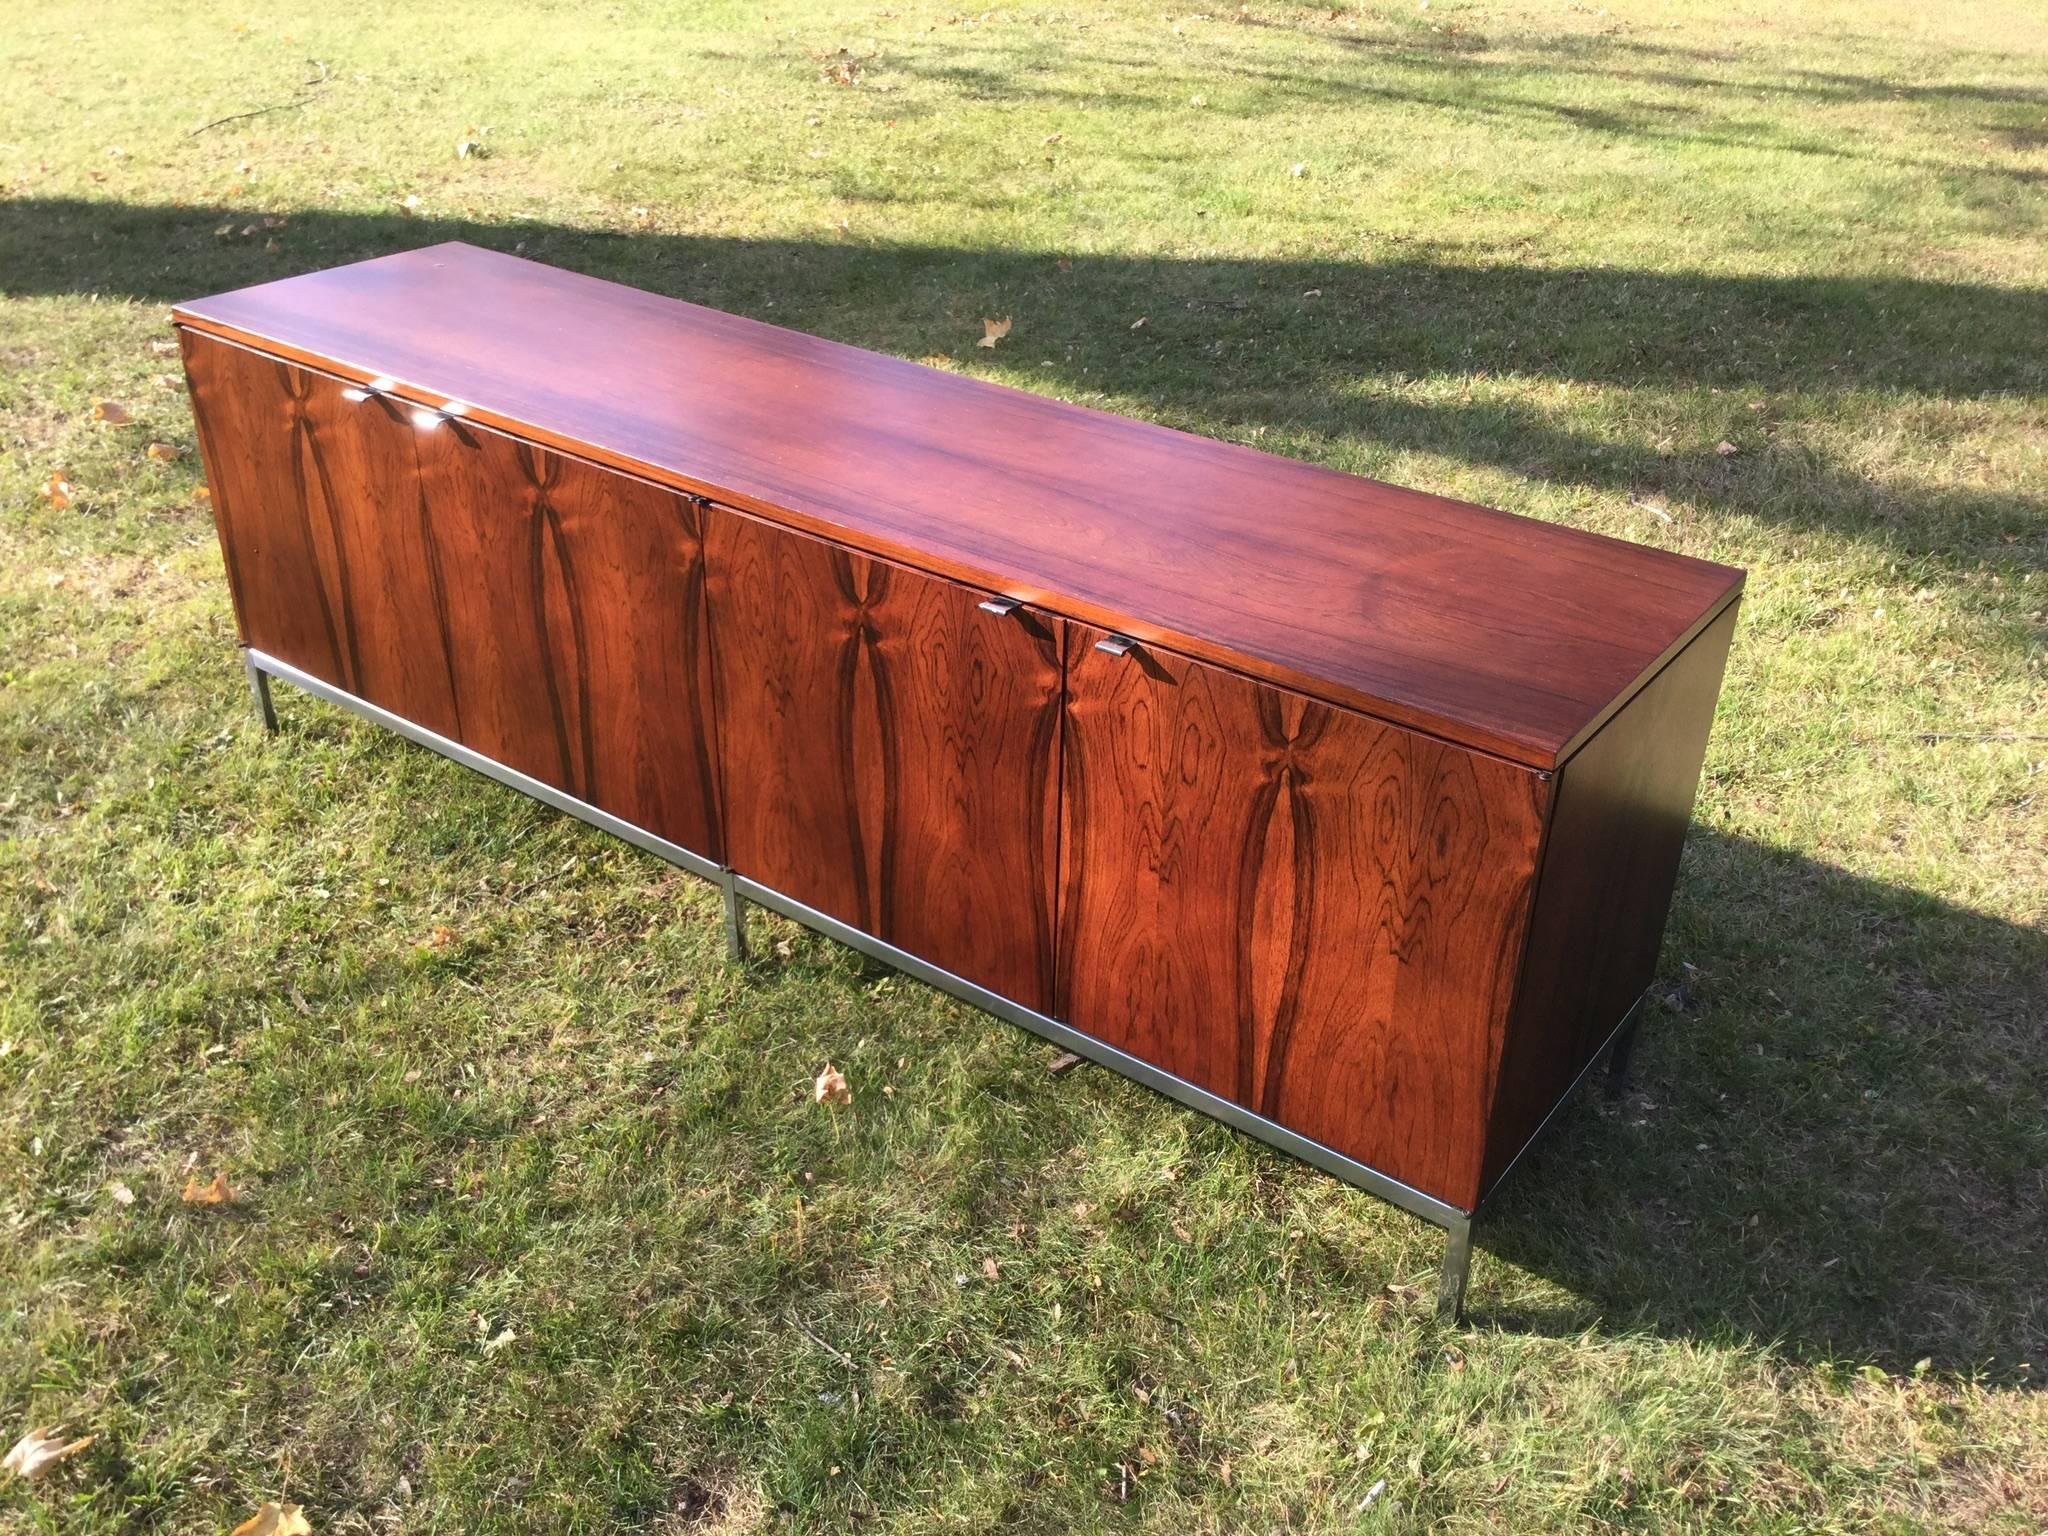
(242, 646, 1648, 1322)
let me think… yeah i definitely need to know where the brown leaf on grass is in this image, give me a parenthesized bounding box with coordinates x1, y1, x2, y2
(91, 400, 131, 424)
(420, 925, 455, 949)
(982, 1257, 999, 1281)
(813, 1063, 852, 1105)
(229, 1502, 311, 1536)
(181, 1171, 234, 1206)
(977, 316, 1012, 349)
(2, 1426, 94, 1481)
(41, 470, 74, 509)
(145, 441, 183, 461)
(1716, 439, 1739, 456)
(1047, 1050, 1084, 1075)
(109, 1182, 136, 1206)
(150, 338, 180, 356)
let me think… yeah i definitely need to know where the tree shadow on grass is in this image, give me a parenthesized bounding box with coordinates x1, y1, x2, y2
(3, 196, 2043, 573)
(1478, 829, 2046, 1385)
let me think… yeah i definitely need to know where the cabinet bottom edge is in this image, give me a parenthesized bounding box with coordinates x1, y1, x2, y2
(242, 644, 1474, 1234)
(241, 647, 725, 881)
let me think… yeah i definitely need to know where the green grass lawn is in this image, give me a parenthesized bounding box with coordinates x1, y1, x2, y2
(2, 0, 2044, 1529)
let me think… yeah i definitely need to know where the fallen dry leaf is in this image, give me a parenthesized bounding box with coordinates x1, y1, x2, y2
(41, 470, 75, 509)
(421, 925, 455, 949)
(1047, 1050, 1084, 1076)
(982, 1257, 999, 1281)
(181, 1171, 234, 1206)
(814, 1063, 852, 1105)
(150, 338, 180, 356)
(230, 1501, 311, 1536)
(1716, 439, 1739, 456)
(109, 1182, 135, 1206)
(145, 441, 183, 461)
(2, 1426, 94, 1481)
(977, 316, 1012, 349)
(91, 400, 132, 424)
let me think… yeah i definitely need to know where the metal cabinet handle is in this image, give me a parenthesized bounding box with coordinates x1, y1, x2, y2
(977, 596, 1020, 617)
(1094, 634, 1138, 657)
(340, 375, 396, 404)
(410, 401, 469, 432)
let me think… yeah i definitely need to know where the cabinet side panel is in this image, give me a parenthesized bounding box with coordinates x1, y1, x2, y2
(1480, 600, 1740, 1198)
(1059, 627, 1549, 1210)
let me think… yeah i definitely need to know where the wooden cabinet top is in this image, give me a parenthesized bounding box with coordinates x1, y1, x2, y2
(173, 242, 1741, 768)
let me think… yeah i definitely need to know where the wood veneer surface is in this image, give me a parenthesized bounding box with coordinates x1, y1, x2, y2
(175, 242, 1743, 769)
(182, 332, 725, 859)
(707, 509, 1066, 1010)
(1057, 624, 1550, 1208)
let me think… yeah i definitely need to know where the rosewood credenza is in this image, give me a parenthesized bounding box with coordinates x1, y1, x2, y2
(175, 242, 1743, 1316)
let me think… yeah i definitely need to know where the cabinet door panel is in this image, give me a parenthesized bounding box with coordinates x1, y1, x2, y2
(1058, 626, 1548, 1209)
(181, 332, 458, 733)
(183, 331, 722, 860)
(707, 511, 1064, 1011)
(412, 423, 724, 859)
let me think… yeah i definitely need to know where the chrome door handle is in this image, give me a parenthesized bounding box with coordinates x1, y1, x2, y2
(340, 375, 396, 404)
(977, 596, 1020, 617)
(1094, 634, 1138, 657)
(409, 401, 469, 432)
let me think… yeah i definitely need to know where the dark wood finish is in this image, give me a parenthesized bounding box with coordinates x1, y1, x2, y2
(180, 253, 1747, 1229)
(173, 242, 1744, 769)
(1480, 600, 1741, 1197)
(1058, 626, 1549, 1209)
(706, 510, 1066, 1010)
(180, 330, 441, 716)
(409, 414, 724, 859)
(184, 331, 723, 860)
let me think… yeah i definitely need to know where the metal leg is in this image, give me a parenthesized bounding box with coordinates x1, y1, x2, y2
(1436, 1216, 1474, 1321)
(1604, 1009, 1643, 1100)
(244, 652, 278, 733)
(720, 871, 749, 963)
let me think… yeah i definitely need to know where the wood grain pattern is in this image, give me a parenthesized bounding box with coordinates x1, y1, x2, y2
(173, 242, 1745, 769)
(181, 266, 1745, 1222)
(1480, 600, 1740, 1198)
(184, 331, 723, 860)
(707, 509, 1066, 1011)
(1058, 626, 1549, 1209)
(408, 412, 724, 859)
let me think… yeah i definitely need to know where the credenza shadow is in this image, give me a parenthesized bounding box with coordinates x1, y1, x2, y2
(1463, 830, 2045, 1385)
